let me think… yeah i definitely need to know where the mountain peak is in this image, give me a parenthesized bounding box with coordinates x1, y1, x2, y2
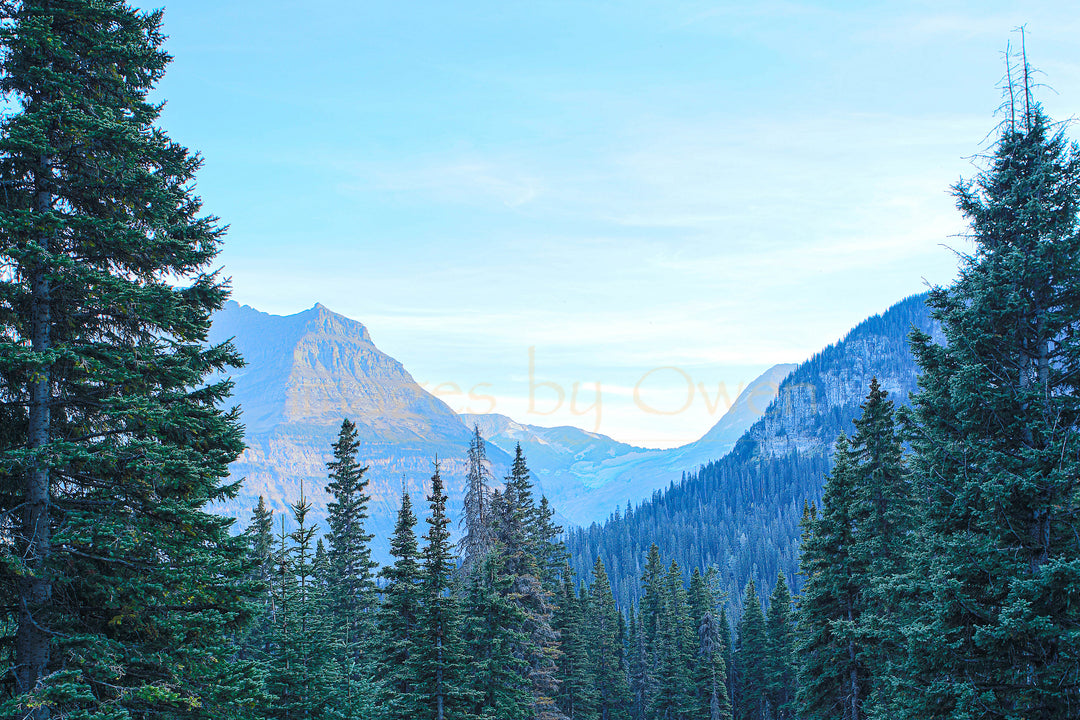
(298, 302, 372, 343)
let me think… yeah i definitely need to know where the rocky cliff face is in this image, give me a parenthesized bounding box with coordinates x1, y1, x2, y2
(738, 293, 943, 459)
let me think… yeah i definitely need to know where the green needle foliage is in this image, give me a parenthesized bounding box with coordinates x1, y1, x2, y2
(324, 419, 378, 716)
(378, 490, 423, 720)
(586, 558, 630, 720)
(764, 574, 795, 720)
(416, 464, 473, 720)
(555, 565, 596, 720)
(902, 62, 1080, 719)
(0, 0, 256, 717)
(733, 580, 768, 720)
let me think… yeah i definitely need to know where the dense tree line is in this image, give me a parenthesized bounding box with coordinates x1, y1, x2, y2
(240, 422, 761, 720)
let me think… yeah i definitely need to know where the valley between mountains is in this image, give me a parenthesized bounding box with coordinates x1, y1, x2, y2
(210, 293, 939, 604)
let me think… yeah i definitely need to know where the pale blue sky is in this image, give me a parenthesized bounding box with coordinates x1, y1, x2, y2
(152, 1, 1080, 447)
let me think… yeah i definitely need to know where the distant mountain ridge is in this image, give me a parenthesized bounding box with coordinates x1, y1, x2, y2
(463, 363, 795, 526)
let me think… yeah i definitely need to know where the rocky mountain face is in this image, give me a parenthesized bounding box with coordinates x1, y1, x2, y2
(208, 302, 787, 559)
(207, 301, 506, 557)
(566, 294, 942, 611)
(734, 293, 944, 460)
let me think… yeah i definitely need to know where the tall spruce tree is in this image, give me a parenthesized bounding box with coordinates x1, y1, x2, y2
(795, 438, 867, 720)
(494, 445, 564, 719)
(903, 55, 1080, 719)
(461, 556, 532, 720)
(652, 561, 694, 720)
(244, 496, 276, 661)
(637, 544, 665, 715)
(378, 490, 423, 720)
(416, 463, 473, 720)
(0, 1, 255, 716)
(689, 569, 733, 720)
(717, 606, 734, 715)
(764, 574, 796, 720)
(266, 489, 337, 720)
(460, 424, 493, 573)
(324, 418, 377, 715)
(555, 565, 597, 720)
(586, 558, 631, 720)
(626, 606, 647, 720)
(733, 580, 768, 720)
(848, 380, 912, 719)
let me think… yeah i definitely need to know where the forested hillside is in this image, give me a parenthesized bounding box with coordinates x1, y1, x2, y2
(567, 294, 941, 612)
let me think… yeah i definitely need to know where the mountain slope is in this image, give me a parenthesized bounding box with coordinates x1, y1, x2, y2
(566, 294, 940, 612)
(462, 363, 794, 526)
(208, 301, 510, 557)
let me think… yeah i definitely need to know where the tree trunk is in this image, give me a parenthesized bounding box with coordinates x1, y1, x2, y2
(17, 153, 53, 719)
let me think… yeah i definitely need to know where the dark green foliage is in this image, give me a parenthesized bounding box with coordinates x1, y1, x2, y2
(651, 561, 694, 720)
(764, 574, 795, 720)
(901, 85, 1080, 719)
(689, 570, 733, 720)
(795, 437, 867, 720)
(717, 606, 733, 712)
(0, 0, 257, 716)
(733, 580, 768, 720)
(586, 559, 631, 720)
(244, 496, 277, 661)
(324, 418, 378, 714)
(555, 564, 597, 720)
(460, 424, 494, 574)
(626, 608, 647, 720)
(493, 444, 564, 719)
(416, 464, 473, 720)
(462, 558, 532, 720)
(266, 492, 339, 720)
(378, 491, 423, 720)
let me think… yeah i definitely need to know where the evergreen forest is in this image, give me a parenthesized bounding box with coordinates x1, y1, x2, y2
(0, 2, 1077, 720)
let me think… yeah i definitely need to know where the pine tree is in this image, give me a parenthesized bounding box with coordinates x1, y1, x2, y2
(637, 544, 665, 716)
(689, 569, 733, 720)
(903, 54, 1080, 719)
(652, 561, 694, 720)
(717, 606, 734, 715)
(733, 580, 768, 720)
(324, 418, 378, 716)
(847, 380, 913, 719)
(556, 565, 597, 720)
(462, 556, 532, 720)
(267, 488, 338, 720)
(0, 1, 256, 715)
(244, 496, 277, 660)
(764, 574, 796, 720)
(460, 424, 494, 573)
(417, 463, 473, 720)
(533, 495, 569, 592)
(796, 438, 867, 720)
(378, 490, 423, 720)
(626, 607, 647, 720)
(494, 444, 564, 719)
(586, 558, 631, 720)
